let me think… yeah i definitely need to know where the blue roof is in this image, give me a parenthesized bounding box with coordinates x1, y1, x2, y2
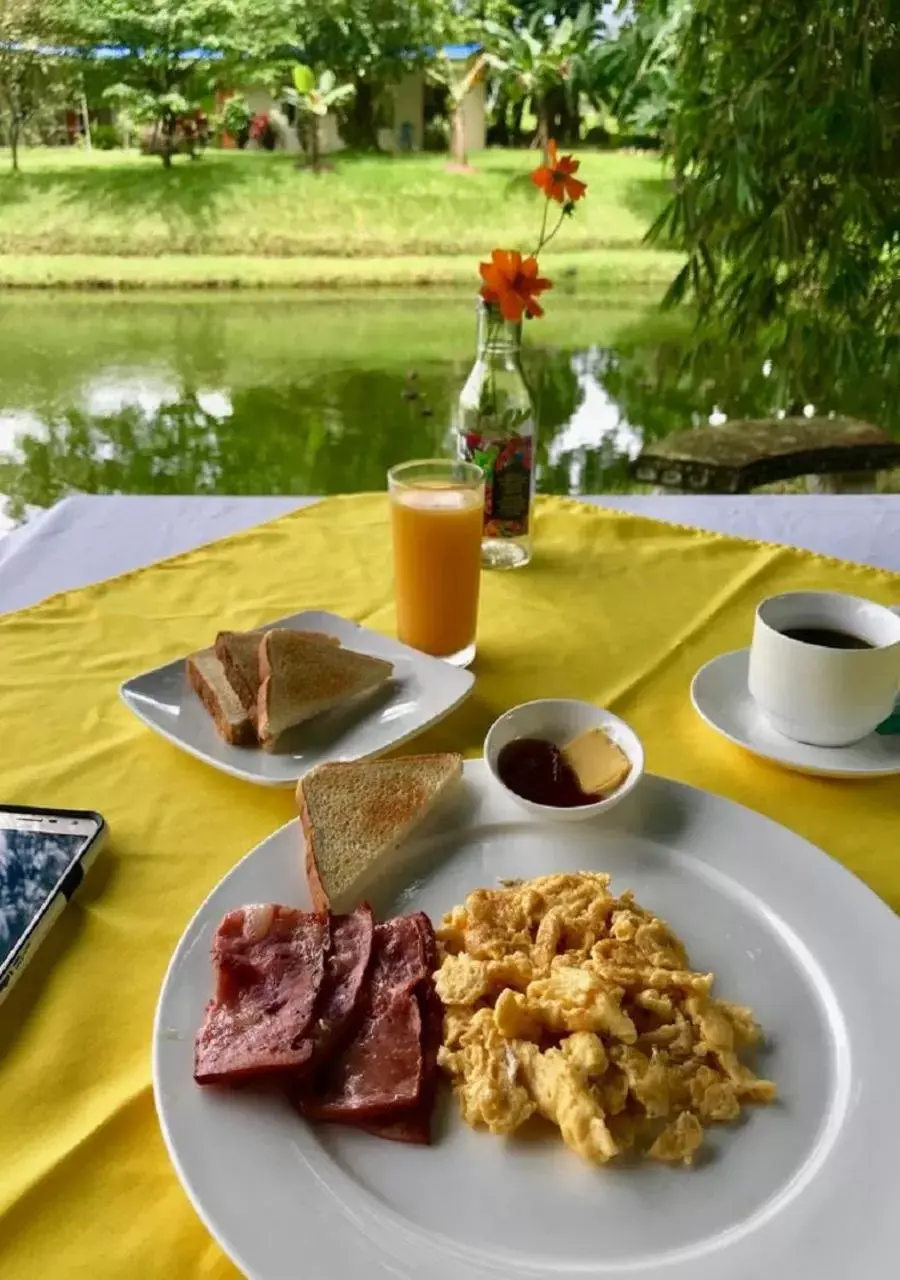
(89, 45, 225, 61)
(441, 43, 482, 62)
(4, 40, 474, 64)
(1, 41, 223, 61)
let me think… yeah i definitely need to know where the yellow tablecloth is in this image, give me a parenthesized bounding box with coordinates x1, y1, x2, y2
(0, 495, 897, 1277)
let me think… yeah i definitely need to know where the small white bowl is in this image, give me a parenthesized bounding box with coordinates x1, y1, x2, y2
(483, 699, 645, 822)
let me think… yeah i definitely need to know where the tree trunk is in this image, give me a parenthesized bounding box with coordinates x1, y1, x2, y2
(343, 78, 380, 151)
(10, 120, 19, 173)
(160, 112, 176, 168)
(80, 84, 92, 152)
(311, 117, 320, 173)
(491, 87, 510, 146)
(535, 97, 550, 160)
(297, 115, 318, 170)
(450, 104, 466, 166)
(562, 97, 580, 145)
(545, 84, 579, 145)
(510, 99, 525, 146)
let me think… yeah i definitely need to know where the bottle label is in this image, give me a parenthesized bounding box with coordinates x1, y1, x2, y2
(463, 432, 533, 538)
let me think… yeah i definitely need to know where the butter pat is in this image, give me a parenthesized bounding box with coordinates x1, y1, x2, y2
(562, 728, 631, 796)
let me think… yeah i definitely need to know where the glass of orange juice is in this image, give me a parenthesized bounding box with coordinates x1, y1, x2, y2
(388, 459, 484, 666)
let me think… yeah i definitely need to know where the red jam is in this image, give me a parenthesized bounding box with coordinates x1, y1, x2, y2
(497, 737, 597, 808)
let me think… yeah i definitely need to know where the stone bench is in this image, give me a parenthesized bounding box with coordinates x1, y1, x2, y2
(630, 417, 900, 494)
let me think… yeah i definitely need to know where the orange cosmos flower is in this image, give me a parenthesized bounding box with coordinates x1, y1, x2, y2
(479, 249, 553, 322)
(531, 140, 587, 205)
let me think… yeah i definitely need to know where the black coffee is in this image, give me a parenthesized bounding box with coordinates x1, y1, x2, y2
(780, 626, 873, 650)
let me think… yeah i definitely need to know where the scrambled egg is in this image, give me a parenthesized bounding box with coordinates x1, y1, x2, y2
(436, 1008, 535, 1134)
(435, 873, 776, 1167)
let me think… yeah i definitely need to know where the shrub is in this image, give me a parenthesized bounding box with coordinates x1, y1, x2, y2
(423, 116, 449, 152)
(219, 94, 253, 145)
(249, 111, 277, 151)
(91, 123, 121, 150)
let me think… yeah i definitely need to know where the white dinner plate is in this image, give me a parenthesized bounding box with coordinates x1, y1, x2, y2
(691, 648, 900, 778)
(120, 610, 473, 787)
(154, 760, 900, 1279)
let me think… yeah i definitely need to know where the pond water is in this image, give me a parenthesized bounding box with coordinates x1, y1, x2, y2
(0, 290, 896, 526)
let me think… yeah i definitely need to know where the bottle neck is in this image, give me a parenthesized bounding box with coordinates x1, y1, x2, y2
(476, 303, 522, 359)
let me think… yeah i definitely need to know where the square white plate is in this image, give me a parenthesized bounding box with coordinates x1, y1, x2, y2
(120, 610, 474, 787)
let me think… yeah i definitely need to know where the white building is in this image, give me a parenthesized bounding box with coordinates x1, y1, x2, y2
(237, 44, 486, 157)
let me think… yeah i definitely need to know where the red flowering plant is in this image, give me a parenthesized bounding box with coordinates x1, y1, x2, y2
(479, 141, 588, 325)
(457, 144, 588, 546)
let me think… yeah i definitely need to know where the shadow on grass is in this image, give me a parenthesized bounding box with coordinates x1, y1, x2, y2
(0, 171, 35, 208)
(500, 169, 542, 199)
(0, 149, 430, 249)
(622, 175, 672, 226)
(470, 159, 541, 186)
(0, 152, 299, 246)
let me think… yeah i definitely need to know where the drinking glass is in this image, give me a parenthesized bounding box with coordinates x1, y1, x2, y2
(388, 459, 484, 666)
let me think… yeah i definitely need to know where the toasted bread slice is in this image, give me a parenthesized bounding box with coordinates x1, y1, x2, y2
(214, 629, 267, 713)
(297, 754, 463, 911)
(215, 628, 340, 716)
(187, 648, 255, 746)
(256, 630, 394, 751)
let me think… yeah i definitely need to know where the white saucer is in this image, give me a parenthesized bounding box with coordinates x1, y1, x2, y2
(691, 649, 900, 778)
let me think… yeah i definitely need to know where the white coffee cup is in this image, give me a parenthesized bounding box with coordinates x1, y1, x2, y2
(748, 591, 900, 747)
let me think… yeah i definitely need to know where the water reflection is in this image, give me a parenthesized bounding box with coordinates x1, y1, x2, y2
(0, 292, 896, 523)
(546, 349, 643, 494)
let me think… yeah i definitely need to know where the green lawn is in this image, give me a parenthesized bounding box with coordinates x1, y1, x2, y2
(0, 248, 681, 290)
(0, 147, 676, 288)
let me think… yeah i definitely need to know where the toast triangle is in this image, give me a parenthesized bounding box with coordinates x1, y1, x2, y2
(257, 629, 393, 750)
(215, 628, 340, 717)
(297, 754, 463, 910)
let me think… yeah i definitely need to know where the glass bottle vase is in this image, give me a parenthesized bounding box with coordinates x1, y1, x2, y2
(454, 300, 536, 569)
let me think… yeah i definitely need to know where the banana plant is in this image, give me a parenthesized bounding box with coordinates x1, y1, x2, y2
(593, 0, 690, 144)
(427, 51, 497, 167)
(481, 6, 596, 158)
(282, 64, 355, 172)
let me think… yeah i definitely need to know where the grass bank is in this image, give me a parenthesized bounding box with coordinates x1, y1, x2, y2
(0, 147, 676, 289)
(0, 248, 681, 290)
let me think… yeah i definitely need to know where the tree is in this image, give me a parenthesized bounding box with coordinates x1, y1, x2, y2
(0, 0, 72, 172)
(482, 7, 596, 155)
(320, 0, 454, 149)
(427, 51, 491, 167)
(283, 64, 354, 171)
(70, 0, 244, 167)
(243, 0, 453, 151)
(596, 0, 685, 142)
(652, 0, 900, 399)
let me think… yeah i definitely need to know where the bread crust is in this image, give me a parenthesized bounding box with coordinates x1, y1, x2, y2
(214, 630, 262, 715)
(297, 781, 332, 912)
(187, 654, 255, 745)
(256, 631, 277, 751)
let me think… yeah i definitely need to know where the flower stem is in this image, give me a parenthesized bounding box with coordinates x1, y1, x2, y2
(485, 308, 500, 414)
(537, 206, 568, 253)
(532, 195, 551, 258)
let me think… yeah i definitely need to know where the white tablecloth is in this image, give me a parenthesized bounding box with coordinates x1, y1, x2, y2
(0, 494, 898, 616)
